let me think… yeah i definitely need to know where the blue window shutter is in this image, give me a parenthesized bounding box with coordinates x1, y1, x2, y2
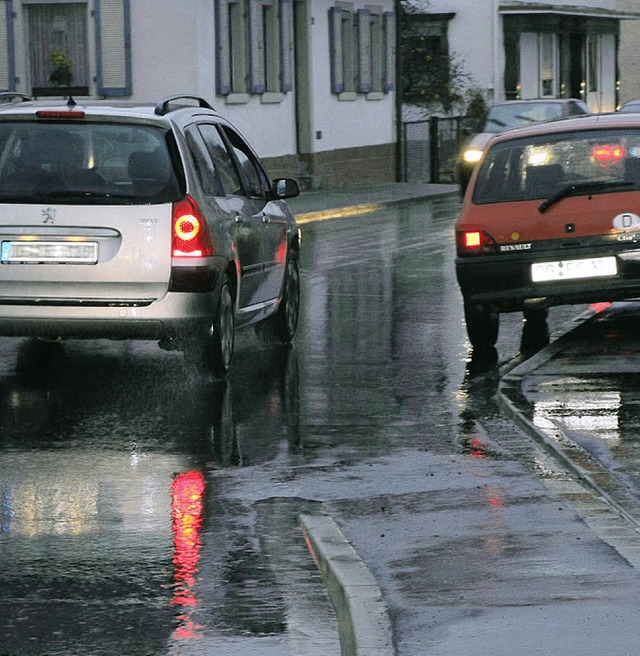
(357, 9, 371, 93)
(249, 0, 265, 93)
(280, 0, 293, 92)
(0, 1, 14, 92)
(216, 0, 232, 95)
(329, 6, 343, 94)
(384, 11, 395, 92)
(95, 0, 131, 96)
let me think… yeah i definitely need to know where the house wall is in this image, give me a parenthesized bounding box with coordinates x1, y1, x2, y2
(424, 0, 497, 101)
(127, 0, 396, 188)
(424, 0, 622, 111)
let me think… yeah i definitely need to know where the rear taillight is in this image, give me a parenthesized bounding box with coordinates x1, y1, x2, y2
(456, 230, 498, 256)
(172, 196, 214, 258)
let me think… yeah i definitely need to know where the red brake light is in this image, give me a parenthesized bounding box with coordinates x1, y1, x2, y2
(172, 196, 214, 258)
(592, 144, 626, 163)
(465, 232, 482, 248)
(456, 230, 498, 256)
(36, 110, 85, 119)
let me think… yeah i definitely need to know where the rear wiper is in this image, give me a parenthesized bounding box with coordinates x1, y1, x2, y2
(538, 179, 635, 214)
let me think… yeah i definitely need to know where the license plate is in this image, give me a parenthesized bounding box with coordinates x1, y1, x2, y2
(1, 240, 98, 264)
(531, 256, 617, 282)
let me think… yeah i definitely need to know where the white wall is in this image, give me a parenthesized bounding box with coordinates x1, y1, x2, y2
(426, 0, 498, 100)
(305, 0, 396, 153)
(128, 0, 395, 161)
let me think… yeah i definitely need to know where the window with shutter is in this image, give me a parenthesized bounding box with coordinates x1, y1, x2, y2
(218, 0, 291, 100)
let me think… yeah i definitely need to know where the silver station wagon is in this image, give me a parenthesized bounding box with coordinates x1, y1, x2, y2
(0, 93, 301, 377)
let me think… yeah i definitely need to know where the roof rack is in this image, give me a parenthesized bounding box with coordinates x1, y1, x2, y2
(0, 92, 32, 104)
(154, 95, 214, 116)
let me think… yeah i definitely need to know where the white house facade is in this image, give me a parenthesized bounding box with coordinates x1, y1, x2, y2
(420, 0, 640, 113)
(0, 0, 397, 189)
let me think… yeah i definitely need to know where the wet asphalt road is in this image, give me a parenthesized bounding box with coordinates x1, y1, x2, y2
(0, 194, 615, 655)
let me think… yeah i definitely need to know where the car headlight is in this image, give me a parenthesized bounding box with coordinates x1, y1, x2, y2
(463, 148, 484, 165)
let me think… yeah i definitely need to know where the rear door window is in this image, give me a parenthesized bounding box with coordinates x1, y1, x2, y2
(218, 126, 270, 199)
(197, 123, 243, 196)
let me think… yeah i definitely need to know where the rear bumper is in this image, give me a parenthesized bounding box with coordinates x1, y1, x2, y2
(456, 248, 640, 311)
(0, 289, 219, 340)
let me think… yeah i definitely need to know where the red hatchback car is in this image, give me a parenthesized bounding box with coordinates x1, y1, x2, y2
(455, 112, 640, 350)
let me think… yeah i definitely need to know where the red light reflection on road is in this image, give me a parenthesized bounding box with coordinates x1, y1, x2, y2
(171, 470, 206, 639)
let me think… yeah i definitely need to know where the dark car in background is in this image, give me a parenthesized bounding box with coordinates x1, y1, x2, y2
(456, 98, 590, 194)
(0, 93, 301, 378)
(619, 99, 640, 113)
(455, 111, 640, 351)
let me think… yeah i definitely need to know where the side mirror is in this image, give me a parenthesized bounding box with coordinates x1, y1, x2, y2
(273, 178, 300, 200)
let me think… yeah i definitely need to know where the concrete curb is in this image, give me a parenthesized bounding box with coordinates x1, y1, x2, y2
(300, 513, 395, 656)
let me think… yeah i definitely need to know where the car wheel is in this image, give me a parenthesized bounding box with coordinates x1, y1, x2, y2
(255, 253, 300, 343)
(186, 276, 235, 378)
(463, 303, 499, 350)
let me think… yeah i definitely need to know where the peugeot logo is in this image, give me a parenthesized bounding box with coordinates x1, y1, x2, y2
(42, 207, 56, 224)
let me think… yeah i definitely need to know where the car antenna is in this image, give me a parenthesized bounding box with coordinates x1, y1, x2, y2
(67, 96, 76, 108)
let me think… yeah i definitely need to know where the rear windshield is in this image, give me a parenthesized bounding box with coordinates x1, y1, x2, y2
(473, 128, 640, 205)
(0, 121, 183, 204)
(483, 102, 568, 133)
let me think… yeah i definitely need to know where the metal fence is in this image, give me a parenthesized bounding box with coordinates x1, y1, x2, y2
(402, 115, 465, 184)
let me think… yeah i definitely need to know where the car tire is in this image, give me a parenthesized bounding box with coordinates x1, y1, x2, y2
(186, 276, 235, 378)
(255, 253, 300, 344)
(464, 303, 499, 350)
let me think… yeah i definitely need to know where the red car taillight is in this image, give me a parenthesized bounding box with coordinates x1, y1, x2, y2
(172, 195, 213, 258)
(456, 230, 498, 257)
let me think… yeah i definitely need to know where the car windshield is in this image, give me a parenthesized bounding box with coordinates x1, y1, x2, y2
(483, 102, 566, 133)
(0, 121, 182, 204)
(472, 128, 640, 205)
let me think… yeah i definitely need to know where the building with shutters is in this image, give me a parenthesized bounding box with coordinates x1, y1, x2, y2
(0, 0, 397, 190)
(413, 0, 640, 114)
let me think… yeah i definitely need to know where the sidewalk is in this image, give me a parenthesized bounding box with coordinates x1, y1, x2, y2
(286, 182, 458, 224)
(295, 183, 640, 656)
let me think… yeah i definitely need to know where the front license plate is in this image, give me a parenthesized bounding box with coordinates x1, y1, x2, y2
(531, 256, 617, 282)
(1, 240, 98, 264)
